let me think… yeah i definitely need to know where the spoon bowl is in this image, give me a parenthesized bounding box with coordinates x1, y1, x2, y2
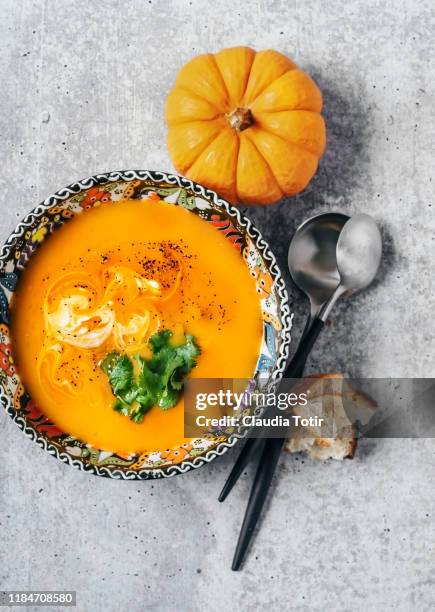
(288, 212, 349, 320)
(336, 213, 383, 291)
(320, 213, 383, 321)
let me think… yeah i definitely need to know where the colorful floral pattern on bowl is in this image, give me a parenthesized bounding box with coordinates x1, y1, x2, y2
(0, 170, 292, 479)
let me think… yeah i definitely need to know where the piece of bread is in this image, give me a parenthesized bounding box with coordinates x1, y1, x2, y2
(284, 373, 377, 461)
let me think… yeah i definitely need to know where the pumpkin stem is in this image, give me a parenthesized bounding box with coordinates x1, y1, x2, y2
(226, 107, 254, 132)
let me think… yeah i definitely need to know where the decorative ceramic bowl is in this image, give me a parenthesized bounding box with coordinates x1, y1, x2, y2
(0, 170, 292, 479)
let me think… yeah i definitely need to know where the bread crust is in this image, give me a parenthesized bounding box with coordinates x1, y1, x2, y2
(284, 374, 376, 461)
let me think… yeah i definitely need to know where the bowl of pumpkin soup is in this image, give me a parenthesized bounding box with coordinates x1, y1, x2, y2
(0, 170, 291, 478)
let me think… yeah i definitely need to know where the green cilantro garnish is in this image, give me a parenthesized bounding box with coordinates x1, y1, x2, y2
(100, 330, 200, 423)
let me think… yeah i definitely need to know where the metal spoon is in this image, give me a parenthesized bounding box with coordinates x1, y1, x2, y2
(229, 212, 382, 571)
(323, 212, 383, 319)
(285, 212, 382, 377)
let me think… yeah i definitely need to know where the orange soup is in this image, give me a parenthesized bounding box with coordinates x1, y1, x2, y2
(11, 199, 262, 453)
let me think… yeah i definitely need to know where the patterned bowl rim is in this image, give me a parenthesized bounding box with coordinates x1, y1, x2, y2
(0, 169, 293, 479)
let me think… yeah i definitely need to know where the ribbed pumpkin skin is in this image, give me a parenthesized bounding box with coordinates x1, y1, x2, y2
(165, 47, 326, 206)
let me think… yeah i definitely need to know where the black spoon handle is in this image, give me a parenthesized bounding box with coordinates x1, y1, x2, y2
(231, 437, 284, 571)
(218, 354, 306, 504)
(218, 437, 265, 502)
(230, 318, 326, 570)
(282, 317, 324, 379)
(218, 315, 314, 503)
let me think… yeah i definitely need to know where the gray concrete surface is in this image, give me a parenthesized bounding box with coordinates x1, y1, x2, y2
(1, 0, 434, 610)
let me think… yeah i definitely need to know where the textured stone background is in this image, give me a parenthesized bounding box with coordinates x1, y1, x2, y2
(1, 1, 434, 610)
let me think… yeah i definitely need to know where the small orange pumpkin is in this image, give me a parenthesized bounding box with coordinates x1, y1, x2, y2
(165, 47, 326, 205)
